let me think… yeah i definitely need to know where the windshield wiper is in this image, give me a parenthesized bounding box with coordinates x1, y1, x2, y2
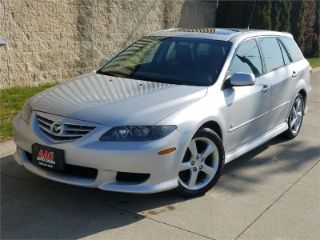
(97, 70, 128, 78)
(130, 73, 183, 85)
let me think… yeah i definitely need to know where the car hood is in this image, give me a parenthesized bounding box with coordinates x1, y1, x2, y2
(30, 72, 208, 126)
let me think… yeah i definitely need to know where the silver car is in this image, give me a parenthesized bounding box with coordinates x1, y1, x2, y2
(13, 28, 312, 196)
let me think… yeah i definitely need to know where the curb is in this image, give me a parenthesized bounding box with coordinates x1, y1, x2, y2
(0, 140, 16, 158)
(312, 66, 320, 72)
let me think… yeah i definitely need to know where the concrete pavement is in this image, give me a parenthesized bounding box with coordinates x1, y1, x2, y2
(1, 70, 319, 240)
(0, 140, 15, 158)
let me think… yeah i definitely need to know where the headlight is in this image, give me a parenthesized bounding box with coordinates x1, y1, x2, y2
(21, 101, 33, 124)
(100, 126, 177, 141)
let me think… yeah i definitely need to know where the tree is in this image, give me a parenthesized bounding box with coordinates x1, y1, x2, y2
(279, 0, 292, 32)
(251, 0, 272, 30)
(214, 0, 319, 56)
(291, 0, 306, 53)
(312, 0, 320, 56)
(271, 1, 281, 31)
(303, 0, 317, 57)
(215, 1, 251, 28)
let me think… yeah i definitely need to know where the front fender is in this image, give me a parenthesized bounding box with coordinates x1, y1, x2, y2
(158, 96, 227, 144)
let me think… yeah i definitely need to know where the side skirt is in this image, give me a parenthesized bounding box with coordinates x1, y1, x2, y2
(225, 122, 288, 164)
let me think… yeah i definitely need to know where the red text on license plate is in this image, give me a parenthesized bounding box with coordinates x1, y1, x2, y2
(37, 149, 56, 165)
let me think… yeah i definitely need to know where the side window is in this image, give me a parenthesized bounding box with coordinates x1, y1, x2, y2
(278, 40, 291, 65)
(228, 39, 263, 77)
(280, 37, 304, 62)
(259, 37, 285, 72)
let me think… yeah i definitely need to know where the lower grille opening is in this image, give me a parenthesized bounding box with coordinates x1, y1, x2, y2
(25, 151, 98, 179)
(116, 172, 150, 183)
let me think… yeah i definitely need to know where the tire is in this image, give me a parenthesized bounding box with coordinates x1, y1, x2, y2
(176, 128, 225, 197)
(283, 94, 304, 139)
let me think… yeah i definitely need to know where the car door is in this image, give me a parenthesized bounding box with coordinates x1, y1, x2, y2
(221, 38, 272, 153)
(257, 37, 293, 129)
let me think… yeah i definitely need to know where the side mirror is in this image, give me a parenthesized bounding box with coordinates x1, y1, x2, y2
(230, 73, 256, 86)
(98, 58, 109, 68)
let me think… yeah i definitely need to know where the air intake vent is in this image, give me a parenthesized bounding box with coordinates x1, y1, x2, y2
(116, 172, 150, 183)
(37, 115, 95, 142)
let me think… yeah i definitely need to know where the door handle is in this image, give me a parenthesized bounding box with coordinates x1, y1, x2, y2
(261, 85, 271, 93)
(292, 71, 297, 78)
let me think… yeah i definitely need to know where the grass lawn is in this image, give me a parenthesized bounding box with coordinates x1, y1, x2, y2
(308, 57, 320, 68)
(0, 83, 56, 141)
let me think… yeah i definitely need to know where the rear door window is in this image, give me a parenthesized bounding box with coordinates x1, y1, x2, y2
(258, 37, 285, 72)
(228, 39, 263, 77)
(278, 40, 291, 65)
(280, 37, 304, 62)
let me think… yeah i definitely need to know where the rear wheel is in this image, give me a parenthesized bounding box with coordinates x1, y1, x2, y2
(283, 94, 304, 139)
(176, 128, 224, 197)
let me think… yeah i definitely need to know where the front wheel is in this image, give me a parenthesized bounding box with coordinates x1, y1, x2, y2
(283, 94, 304, 139)
(176, 128, 224, 197)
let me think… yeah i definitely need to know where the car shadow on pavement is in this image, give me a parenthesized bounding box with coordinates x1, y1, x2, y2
(218, 135, 319, 193)
(1, 135, 319, 239)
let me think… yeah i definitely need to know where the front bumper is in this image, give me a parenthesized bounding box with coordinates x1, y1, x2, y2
(13, 112, 191, 193)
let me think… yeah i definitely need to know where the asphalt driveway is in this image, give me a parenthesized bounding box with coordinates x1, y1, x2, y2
(1, 70, 319, 240)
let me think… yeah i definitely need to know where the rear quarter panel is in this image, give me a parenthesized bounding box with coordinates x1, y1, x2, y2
(290, 59, 311, 113)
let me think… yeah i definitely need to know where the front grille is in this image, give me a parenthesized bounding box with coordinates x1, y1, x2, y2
(37, 115, 95, 142)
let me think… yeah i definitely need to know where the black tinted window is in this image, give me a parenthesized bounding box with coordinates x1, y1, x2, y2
(259, 37, 284, 72)
(280, 37, 304, 62)
(98, 37, 231, 86)
(229, 39, 263, 77)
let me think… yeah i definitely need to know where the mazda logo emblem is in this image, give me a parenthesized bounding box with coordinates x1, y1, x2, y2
(50, 121, 64, 135)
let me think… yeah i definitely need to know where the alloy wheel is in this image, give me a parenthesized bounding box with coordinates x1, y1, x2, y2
(178, 137, 219, 191)
(290, 97, 303, 135)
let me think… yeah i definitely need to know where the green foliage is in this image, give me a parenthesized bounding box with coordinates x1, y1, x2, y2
(291, 0, 306, 53)
(271, 1, 281, 31)
(279, 0, 292, 32)
(312, 0, 320, 57)
(251, 1, 272, 30)
(215, 1, 251, 28)
(312, 5, 320, 58)
(0, 83, 56, 139)
(216, 0, 289, 30)
(308, 58, 320, 68)
(215, 0, 319, 56)
(303, 0, 317, 57)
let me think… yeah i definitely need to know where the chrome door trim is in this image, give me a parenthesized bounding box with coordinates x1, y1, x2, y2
(270, 100, 291, 112)
(228, 111, 269, 133)
(226, 122, 288, 163)
(228, 100, 291, 133)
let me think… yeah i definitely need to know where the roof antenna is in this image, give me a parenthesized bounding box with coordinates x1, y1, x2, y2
(247, 0, 256, 30)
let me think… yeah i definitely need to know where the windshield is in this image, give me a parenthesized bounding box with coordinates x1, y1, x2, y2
(97, 36, 232, 86)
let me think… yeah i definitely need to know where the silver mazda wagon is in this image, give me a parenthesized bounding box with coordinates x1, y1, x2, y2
(14, 28, 312, 196)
